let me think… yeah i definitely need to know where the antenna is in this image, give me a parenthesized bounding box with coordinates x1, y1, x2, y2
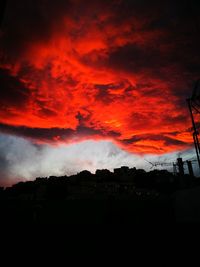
(145, 157, 196, 177)
(145, 159, 175, 170)
(144, 159, 154, 169)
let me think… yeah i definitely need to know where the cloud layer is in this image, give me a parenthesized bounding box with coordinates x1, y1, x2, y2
(0, 133, 143, 186)
(0, 0, 200, 155)
(0, 133, 198, 186)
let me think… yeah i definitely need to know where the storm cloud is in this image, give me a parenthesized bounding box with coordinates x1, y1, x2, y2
(0, 0, 200, 184)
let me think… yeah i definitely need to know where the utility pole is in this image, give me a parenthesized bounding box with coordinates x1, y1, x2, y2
(187, 80, 200, 170)
(177, 158, 184, 176)
(187, 160, 194, 177)
(173, 163, 177, 176)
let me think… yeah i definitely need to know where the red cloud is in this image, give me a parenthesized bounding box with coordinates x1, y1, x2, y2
(0, 0, 199, 154)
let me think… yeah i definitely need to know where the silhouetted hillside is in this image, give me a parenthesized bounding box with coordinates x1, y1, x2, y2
(0, 166, 199, 223)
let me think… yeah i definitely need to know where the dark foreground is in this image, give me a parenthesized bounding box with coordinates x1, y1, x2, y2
(0, 168, 200, 223)
(0, 195, 174, 224)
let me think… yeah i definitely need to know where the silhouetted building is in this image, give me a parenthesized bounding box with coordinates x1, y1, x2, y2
(114, 166, 129, 175)
(177, 158, 184, 176)
(96, 169, 111, 177)
(95, 169, 112, 182)
(187, 161, 194, 177)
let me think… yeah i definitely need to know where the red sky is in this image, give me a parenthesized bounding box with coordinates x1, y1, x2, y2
(0, 0, 200, 155)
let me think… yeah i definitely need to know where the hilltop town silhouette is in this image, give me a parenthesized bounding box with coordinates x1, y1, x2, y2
(1, 163, 200, 223)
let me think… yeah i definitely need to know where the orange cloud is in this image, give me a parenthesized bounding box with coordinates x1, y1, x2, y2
(0, 0, 199, 154)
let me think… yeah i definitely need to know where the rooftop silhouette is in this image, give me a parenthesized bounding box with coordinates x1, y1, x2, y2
(1, 166, 200, 223)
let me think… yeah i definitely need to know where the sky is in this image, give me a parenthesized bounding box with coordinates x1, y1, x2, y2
(0, 0, 200, 186)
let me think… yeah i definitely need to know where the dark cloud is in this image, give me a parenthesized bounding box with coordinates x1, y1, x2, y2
(0, 0, 199, 155)
(37, 107, 58, 118)
(121, 134, 187, 147)
(0, 68, 30, 108)
(0, 123, 74, 141)
(1, 0, 200, 185)
(0, 0, 7, 26)
(108, 44, 164, 73)
(94, 83, 123, 103)
(0, 0, 74, 62)
(0, 122, 121, 143)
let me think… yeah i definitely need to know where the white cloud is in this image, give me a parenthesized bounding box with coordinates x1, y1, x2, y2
(0, 133, 199, 186)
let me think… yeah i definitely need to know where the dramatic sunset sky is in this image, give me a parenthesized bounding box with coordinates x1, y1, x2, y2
(0, 0, 200, 185)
